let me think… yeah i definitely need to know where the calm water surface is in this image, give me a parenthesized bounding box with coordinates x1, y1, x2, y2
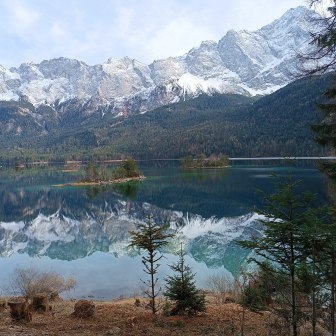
(0, 161, 328, 298)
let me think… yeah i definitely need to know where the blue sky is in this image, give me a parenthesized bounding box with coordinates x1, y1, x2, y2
(0, 0, 315, 68)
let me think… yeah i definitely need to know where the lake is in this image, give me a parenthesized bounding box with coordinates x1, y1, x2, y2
(0, 160, 329, 299)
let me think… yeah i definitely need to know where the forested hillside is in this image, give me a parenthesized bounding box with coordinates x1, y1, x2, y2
(0, 74, 331, 162)
(69, 74, 331, 159)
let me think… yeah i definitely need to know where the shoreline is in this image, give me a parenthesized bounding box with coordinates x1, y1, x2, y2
(181, 165, 230, 170)
(53, 175, 145, 187)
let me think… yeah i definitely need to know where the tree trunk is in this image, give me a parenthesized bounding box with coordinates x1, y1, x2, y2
(240, 306, 245, 336)
(331, 247, 335, 336)
(312, 235, 317, 336)
(150, 250, 156, 314)
(290, 233, 298, 336)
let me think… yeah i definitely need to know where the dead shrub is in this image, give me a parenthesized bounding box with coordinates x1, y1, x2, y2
(10, 266, 76, 299)
(207, 274, 236, 304)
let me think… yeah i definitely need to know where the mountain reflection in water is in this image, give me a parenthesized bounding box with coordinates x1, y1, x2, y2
(0, 162, 328, 298)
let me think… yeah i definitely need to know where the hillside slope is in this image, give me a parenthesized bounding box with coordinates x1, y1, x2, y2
(77, 74, 331, 159)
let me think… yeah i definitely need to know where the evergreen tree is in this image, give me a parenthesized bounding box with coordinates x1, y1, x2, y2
(311, 86, 336, 178)
(238, 174, 318, 336)
(120, 157, 141, 177)
(302, 1, 336, 74)
(302, 1, 336, 177)
(113, 157, 142, 179)
(314, 207, 336, 335)
(164, 244, 206, 316)
(301, 3, 336, 333)
(129, 216, 174, 314)
(85, 160, 98, 181)
(297, 206, 330, 336)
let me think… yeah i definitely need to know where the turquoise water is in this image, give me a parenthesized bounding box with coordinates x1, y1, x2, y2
(0, 161, 328, 298)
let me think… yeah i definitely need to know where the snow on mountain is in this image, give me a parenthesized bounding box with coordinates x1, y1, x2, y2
(0, 6, 317, 116)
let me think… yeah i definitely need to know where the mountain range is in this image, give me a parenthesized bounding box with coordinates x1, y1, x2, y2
(0, 6, 328, 160)
(0, 6, 316, 116)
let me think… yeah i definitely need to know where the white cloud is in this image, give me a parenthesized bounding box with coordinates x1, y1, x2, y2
(0, 0, 311, 68)
(4, 0, 40, 33)
(141, 19, 215, 61)
(51, 22, 67, 39)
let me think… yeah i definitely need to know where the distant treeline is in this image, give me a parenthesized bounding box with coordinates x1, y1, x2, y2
(0, 73, 332, 164)
(180, 154, 229, 169)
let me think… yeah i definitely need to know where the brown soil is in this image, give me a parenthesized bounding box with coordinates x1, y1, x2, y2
(0, 295, 273, 336)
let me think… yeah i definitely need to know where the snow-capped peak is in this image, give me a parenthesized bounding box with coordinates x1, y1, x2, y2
(0, 6, 319, 116)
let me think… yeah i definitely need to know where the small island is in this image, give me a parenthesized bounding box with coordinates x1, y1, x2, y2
(180, 153, 230, 169)
(56, 157, 144, 187)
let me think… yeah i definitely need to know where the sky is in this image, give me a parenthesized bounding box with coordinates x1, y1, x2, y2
(0, 0, 324, 68)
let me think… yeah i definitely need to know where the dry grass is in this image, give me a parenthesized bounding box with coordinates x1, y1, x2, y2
(0, 294, 278, 336)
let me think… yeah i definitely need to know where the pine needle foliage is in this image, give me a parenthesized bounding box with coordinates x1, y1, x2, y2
(238, 173, 319, 336)
(164, 244, 206, 316)
(129, 215, 174, 314)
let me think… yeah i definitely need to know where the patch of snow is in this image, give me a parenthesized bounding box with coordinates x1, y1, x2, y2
(0, 91, 19, 101)
(0, 221, 25, 232)
(240, 83, 286, 96)
(170, 96, 180, 103)
(178, 73, 223, 97)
